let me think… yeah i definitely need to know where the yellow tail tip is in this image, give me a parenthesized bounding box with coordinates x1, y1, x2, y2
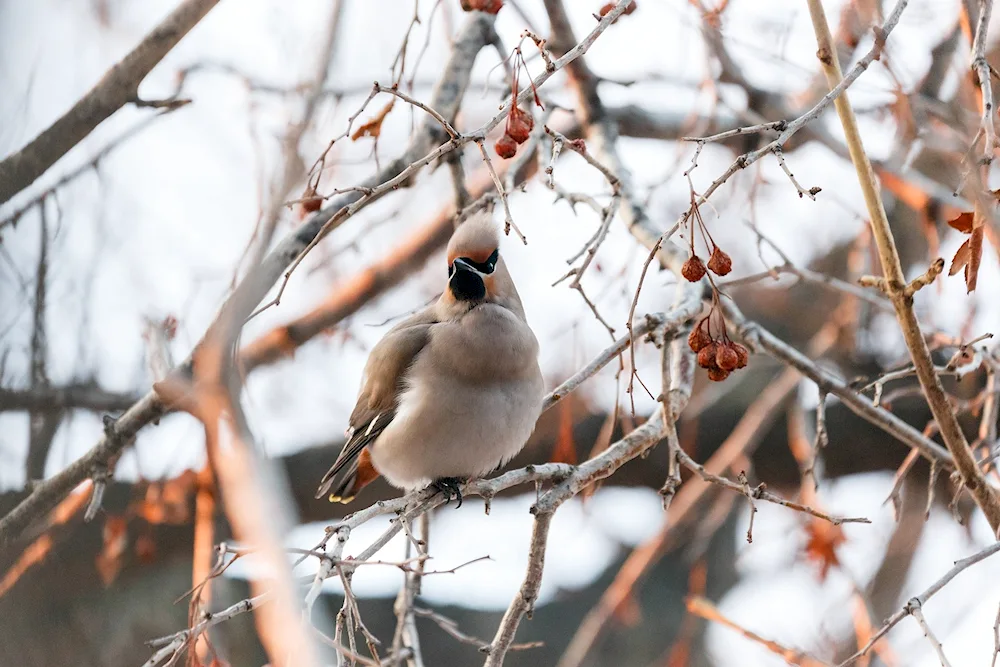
(328, 494, 355, 504)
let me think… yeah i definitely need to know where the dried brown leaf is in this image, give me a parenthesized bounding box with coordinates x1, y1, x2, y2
(551, 399, 578, 465)
(949, 238, 971, 276)
(96, 515, 128, 585)
(136, 470, 196, 525)
(803, 519, 845, 581)
(351, 99, 395, 141)
(965, 226, 984, 293)
(947, 211, 975, 234)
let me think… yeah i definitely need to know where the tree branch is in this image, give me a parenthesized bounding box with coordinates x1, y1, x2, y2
(482, 280, 701, 667)
(840, 539, 1000, 665)
(805, 0, 1000, 534)
(556, 354, 821, 667)
(0, 11, 496, 551)
(0, 384, 142, 413)
(482, 512, 553, 667)
(0, 0, 221, 205)
(0, 0, 651, 549)
(146, 281, 700, 664)
(722, 299, 953, 467)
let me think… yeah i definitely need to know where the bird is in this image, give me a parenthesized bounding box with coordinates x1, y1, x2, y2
(315, 212, 545, 507)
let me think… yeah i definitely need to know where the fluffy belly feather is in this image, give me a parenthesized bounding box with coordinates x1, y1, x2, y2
(369, 373, 543, 490)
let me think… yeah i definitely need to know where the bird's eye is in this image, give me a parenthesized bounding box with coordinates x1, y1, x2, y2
(485, 248, 499, 273)
(448, 263, 455, 277)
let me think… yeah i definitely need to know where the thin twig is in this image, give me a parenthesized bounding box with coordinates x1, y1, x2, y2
(805, 0, 1000, 534)
(1, 0, 654, 548)
(482, 511, 553, 667)
(677, 450, 871, 526)
(413, 607, 542, 654)
(474, 139, 526, 244)
(972, 0, 998, 163)
(908, 601, 953, 667)
(724, 299, 953, 467)
(651, 0, 911, 247)
(0, 0, 221, 205)
(840, 540, 1000, 665)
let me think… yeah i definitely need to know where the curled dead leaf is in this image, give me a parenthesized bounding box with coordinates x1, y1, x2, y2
(949, 238, 971, 276)
(946, 211, 974, 234)
(803, 519, 845, 581)
(966, 226, 983, 293)
(351, 99, 395, 141)
(949, 228, 984, 292)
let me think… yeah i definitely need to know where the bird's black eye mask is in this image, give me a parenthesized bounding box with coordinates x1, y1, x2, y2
(448, 248, 499, 277)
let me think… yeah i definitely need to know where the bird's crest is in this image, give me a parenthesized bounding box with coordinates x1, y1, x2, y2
(447, 212, 500, 265)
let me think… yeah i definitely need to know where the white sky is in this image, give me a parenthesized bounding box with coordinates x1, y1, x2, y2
(2, 0, 999, 664)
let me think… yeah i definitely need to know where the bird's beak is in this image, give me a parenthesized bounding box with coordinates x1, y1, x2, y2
(452, 257, 483, 276)
(449, 257, 489, 302)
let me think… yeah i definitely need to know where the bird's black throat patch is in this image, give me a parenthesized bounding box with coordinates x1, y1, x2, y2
(449, 269, 486, 302)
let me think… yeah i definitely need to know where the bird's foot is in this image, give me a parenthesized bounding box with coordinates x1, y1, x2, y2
(431, 477, 466, 508)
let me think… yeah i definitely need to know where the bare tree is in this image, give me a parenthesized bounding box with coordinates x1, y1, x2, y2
(2, 1, 1000, 666)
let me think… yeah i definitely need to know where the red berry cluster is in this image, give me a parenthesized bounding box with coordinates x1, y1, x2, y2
(680, 200, 743, 381)
(598, 1, 637, 22)
(495, 107, 534, 159)
(494, 48, 543, 160)
(682, 246, 731, 282)
(297, 181, 324, 218)
(687, 318, 748, 382)
(681, 195, 731, 283)
(461, 0, 503, 13)
(300, 195, 323, 215)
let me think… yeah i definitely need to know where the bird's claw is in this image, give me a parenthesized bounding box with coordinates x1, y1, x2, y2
(431, 477, 466, 508)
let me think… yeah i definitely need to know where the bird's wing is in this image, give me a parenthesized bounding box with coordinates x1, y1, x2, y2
(315, 310, 436, 500)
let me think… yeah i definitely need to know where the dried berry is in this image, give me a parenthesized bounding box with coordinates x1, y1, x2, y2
(707, 366, 730, 382)
(599, 1, 637, 22)
(707, 246, 732, 276)
(716, 343, 739, 371)
(507, 108, 534, 144)
(733, 343, 749, 369)
(681, 255, 707, 282)
(697, 342, 718, 369)
(301, 196, 323, 214)
(688, 326, 712, 353)
(460, 0, 474, 9)
(479, 0, 504, 13)
(495, 134, 518, 159)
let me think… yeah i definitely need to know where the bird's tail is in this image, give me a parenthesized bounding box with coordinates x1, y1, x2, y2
(316, 448, 380, 503)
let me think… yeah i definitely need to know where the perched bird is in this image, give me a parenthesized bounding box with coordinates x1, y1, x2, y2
(316, 212, 545, 506)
